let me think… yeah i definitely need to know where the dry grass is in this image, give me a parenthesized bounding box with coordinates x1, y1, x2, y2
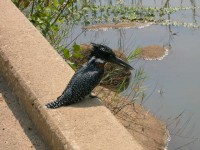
(94, 86, 169, 150)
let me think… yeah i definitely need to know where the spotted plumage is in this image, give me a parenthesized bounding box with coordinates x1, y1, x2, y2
(45, 43, 133, 109)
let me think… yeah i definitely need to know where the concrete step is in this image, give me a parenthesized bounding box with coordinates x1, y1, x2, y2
(0, 0, 143, 149)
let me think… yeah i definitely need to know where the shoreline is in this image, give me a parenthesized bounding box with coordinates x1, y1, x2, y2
(95, 86, 169, 150)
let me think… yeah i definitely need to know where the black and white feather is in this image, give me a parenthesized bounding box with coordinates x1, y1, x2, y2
(45, 57, 104, 108)
(45, 43, 133, 109)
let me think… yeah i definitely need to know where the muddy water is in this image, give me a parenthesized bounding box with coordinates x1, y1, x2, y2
(66, 1, 200, 149)
(136, 25, 200, 150)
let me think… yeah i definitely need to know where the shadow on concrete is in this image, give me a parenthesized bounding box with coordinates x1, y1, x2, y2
(0, 74, 48, 150)
(45, 95, 103, 109)
(69, 97, 103, 108)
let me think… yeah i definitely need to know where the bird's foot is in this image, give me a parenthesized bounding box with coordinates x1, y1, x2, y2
(89, 92, 98, 99)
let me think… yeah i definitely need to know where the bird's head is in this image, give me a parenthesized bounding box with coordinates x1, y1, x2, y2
(90, 43, 133, 70)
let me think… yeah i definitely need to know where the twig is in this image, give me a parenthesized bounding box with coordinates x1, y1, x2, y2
(30, 0, 35, 16)
(44, 0, 72, 34)
(64, 29, 85, 48)
(50, 0, 71, 28)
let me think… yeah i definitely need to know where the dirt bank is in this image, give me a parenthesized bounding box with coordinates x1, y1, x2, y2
(69, 43, 169, 150)
(94, 86, 169, 150)
(140, 45, 169, 61)
(84, 21, 153, 30)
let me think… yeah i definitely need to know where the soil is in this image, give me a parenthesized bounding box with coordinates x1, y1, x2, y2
(0, 74, 48, 150)
(84, 21, 153, 30)
(139, 45, 169, 60)
(94, 86, 169, 150)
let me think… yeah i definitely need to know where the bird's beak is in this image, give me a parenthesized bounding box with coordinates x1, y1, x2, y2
(112, 57, 134, 70)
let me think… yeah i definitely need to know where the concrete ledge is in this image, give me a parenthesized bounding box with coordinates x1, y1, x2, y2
(0, 0, 143, 149)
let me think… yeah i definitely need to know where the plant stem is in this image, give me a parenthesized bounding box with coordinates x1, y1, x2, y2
(50, 0, 71, 28)
(44, 0, 73, 35)
(64, 29, 85, 48)
(30, 0, 35, 16)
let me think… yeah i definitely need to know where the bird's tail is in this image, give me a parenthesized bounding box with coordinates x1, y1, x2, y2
(45, 96, 64, 109)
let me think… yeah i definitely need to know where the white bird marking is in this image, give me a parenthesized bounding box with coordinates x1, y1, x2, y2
(95, 58, 105, 63)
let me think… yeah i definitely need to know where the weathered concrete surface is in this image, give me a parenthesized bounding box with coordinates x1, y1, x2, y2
(0, 74, 48, 150)
(0, 0, 143, 150)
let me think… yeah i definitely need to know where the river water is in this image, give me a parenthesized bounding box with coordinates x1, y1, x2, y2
(66, 0, 200, 149)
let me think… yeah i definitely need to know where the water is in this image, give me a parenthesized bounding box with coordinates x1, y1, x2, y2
(66, 0, 200, 149)
(139, 26, 200, 150)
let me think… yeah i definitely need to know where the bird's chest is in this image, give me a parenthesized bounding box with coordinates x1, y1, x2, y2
(92, 65, 104, 76)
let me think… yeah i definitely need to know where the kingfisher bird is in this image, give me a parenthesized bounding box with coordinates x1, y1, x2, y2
(45, 43, 133, 109)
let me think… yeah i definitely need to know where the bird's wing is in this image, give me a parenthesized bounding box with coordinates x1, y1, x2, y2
(70, 70, 102, 97)
(55, 70, 102, 106)
(62, 65, 88, 94)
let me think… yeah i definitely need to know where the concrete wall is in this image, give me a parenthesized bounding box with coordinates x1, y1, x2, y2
(0, 0, 143, 149)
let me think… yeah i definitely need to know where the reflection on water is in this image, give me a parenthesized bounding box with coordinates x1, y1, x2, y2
(139, 25, 200, 150)
(66, 0, 200, 149)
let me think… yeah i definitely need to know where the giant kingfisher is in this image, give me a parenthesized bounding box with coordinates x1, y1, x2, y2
(46, 43, 133, 109)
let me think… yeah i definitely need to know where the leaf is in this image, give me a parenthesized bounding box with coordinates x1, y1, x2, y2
(128, 48, 141, 60)
(72, 43, 83, 58)
(59, 0, 65, 4)
(67, 0, 74, 7)
(58, 18, 64, 24)
(82, 6, 90, 12)
(53, 0, 59, 7)
(73, 43, 81, 52)
(51, 25, 60, 33)
(67, 60, 77, 70)
(62, 48, 71, 58)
